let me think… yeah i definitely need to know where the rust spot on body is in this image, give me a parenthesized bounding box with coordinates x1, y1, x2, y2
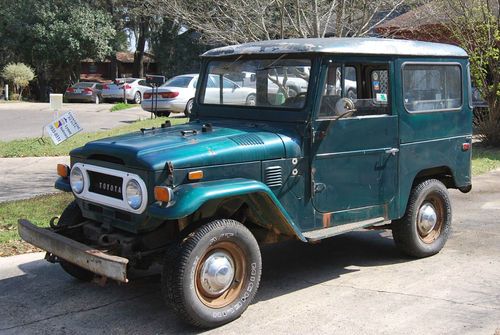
(322, 213, 332, 228)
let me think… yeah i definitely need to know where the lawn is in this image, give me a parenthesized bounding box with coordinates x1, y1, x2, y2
(0, 116, 187, 157)
(471, 146, 500, 176)
(110, 102, 138, 112)
(0, 193, 74, 256)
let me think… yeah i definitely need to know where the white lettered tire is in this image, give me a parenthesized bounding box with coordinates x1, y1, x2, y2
(162, 219, 261, 328)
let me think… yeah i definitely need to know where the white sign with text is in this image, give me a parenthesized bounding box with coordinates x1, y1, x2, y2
(45, 111, 82, 145)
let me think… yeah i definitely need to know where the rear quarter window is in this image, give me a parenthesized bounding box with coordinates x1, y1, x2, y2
(402, 63, 462, 113)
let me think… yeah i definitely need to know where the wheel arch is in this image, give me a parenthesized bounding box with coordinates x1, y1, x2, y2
(148, 179, 306, 243)
(399, 166, 456, 218)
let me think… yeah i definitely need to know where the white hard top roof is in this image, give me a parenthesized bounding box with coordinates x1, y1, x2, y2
(202, 37, 468, 58)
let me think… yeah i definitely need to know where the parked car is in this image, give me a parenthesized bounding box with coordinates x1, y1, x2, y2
(19, 38, 472, 328)
(141, 74, 256, 117)
(64, 82, 103, 104)
(101, 78, 151, 104)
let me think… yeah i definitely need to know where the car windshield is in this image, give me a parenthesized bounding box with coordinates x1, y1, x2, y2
(163, 76, 194, 88)
(201, 57, 311, 109)
(115, 79, 136, 85)
(73, 82, 95, 88)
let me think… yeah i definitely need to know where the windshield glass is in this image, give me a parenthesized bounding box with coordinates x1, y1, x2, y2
(163, 76, 194, 88)
(201, 57, 311, 109)
(73, 82, 95, 88)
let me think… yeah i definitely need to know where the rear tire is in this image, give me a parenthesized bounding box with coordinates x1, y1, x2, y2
(134, 91, 142, 104)
(162, 219, 261, 328)
(56, 201, 94, 282)
(392, 179, 452, 258)
(94, 95, 100, 104)
(245, 94, 256, 106)
(184, 99, 194, 117)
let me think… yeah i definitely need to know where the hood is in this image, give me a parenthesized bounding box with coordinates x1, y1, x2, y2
(71, 121, 302, 171)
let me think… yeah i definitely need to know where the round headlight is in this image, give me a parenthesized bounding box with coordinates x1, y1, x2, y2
(70, 167, 84, 194)
(126, 179, 143, 210)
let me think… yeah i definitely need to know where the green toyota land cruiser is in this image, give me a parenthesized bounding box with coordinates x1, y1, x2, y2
(19, 38, 472, 328)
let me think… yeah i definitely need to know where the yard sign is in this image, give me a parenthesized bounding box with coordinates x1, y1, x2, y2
(45, 111, 82, 145)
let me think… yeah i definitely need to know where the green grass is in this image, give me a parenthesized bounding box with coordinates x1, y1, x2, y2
(472, 146, 500, 176)
(0, 117, 187, 157)
(0, 193, 74, 256)
(110, 102, 138, 112)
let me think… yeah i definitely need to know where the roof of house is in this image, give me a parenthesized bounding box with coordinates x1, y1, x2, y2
(202, 37, 467, 58)
(82, 52, 155, 64)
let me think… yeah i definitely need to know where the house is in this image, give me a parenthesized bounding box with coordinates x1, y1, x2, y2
(80, 52, 158, 82)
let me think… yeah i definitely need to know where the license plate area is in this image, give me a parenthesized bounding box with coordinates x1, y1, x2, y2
(88, 171, 123, 199)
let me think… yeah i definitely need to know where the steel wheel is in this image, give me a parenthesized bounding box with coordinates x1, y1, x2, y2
(195, 241, 246, 308)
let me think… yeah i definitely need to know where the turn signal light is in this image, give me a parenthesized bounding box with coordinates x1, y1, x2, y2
(154, 186, 173, 203)
(57, 164, 70, 178)
(188, 170, 204, 180)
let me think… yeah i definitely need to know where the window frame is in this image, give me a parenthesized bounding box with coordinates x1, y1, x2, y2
(401, 61, 463, 114)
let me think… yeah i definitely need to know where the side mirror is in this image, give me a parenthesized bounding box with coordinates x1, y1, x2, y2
(250, 74, 256, 82)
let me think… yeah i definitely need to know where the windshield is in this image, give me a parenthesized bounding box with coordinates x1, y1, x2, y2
(73, 82, 95, 88)
(163, 76, 194, 88)
(201, 57, 311, 109)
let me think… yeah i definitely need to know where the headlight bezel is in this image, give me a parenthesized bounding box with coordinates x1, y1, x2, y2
(70, 166, 85, 194)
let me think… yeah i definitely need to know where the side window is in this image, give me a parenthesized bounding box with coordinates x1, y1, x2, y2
(223, 78, 235, 89)
(319, 63, 390, 119)
(403, 64, 462, 112)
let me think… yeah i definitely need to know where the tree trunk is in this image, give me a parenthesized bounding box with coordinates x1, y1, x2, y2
(133, 18, 148, 78)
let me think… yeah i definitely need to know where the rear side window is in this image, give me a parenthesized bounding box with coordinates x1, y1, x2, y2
(403, 64, 462, 112)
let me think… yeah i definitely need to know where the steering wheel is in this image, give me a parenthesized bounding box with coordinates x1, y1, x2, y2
(285, 91, 307, 105)
(334, 97, 356, 116)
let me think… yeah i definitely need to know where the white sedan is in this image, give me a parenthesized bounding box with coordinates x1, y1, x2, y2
(141, 74, 256, 117)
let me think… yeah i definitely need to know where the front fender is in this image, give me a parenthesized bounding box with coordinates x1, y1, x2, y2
(148, 178, 306, 242)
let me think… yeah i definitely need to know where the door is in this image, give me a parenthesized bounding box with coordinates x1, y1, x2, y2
(311, 60, 399, 225)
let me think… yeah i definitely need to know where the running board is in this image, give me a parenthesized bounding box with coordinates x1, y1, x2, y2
(303, 217, 388, 242)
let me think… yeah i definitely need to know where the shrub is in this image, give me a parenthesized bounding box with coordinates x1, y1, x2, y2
(1, 63, 35, 100)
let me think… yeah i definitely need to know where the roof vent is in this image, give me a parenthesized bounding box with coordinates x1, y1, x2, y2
(229, 134, 264, 146)
(265, 166, 283, 188)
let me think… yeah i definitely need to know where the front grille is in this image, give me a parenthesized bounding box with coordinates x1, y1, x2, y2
(265, 166, 283, 188)
(88, 171, 123, 199)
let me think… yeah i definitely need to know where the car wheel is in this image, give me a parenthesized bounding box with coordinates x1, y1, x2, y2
(392, 179, 452, 258)
(245, 94, 256, 106)
(134, 91, 141, 104)
(184, 99, 194, 117)
(162, 219, 262, 328)
(55, 201, 94, 282)
(156, 111, 171, 117)
(95, 95, 100, 104)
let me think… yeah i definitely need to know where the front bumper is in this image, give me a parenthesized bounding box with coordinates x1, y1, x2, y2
(18, 219, 129, 282)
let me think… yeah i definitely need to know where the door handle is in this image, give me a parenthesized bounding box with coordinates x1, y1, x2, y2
(385, 148, 399, 156)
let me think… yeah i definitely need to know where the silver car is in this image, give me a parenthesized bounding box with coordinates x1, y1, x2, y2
(64, 82, 103, 104)
(141, 74, 256, 117)
(101, 78, 151, 104)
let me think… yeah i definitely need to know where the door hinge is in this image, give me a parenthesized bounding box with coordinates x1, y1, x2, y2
(314, 182, 326, 193)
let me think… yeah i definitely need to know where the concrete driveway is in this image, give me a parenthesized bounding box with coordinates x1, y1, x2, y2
(0, 170, 499, 334)
(0, 102, 151, 141)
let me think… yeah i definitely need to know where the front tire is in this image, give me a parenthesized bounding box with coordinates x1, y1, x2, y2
(56, 201, 94, 282)
(162, 219, 261, 328)
(392, 179, 452, 258)
(94, 95, 100, 104)
(245, 94, 256, 106)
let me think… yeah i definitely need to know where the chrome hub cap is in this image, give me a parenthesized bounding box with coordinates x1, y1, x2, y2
(417, 202, 438, 236)
(199, 251, 235, 296)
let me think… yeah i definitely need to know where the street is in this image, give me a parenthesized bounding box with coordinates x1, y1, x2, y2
(0, 102, 150, 141)
(0, 170, 499, 334)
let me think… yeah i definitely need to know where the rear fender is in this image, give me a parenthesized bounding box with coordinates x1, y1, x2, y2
(148, 178, 306, 242)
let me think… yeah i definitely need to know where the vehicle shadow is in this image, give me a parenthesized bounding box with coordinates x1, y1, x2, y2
(0, 230, 410, 334)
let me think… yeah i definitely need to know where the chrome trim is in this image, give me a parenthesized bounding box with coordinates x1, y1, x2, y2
(401, 62, 464, 114)
(71, 163, 148, 214)
(303, 217, 388, 241)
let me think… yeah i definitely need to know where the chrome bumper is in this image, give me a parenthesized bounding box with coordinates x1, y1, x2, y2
(18, 220, 129, 282)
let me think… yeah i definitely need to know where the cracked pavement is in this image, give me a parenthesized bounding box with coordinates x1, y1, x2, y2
(0, 170, 499, 334)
